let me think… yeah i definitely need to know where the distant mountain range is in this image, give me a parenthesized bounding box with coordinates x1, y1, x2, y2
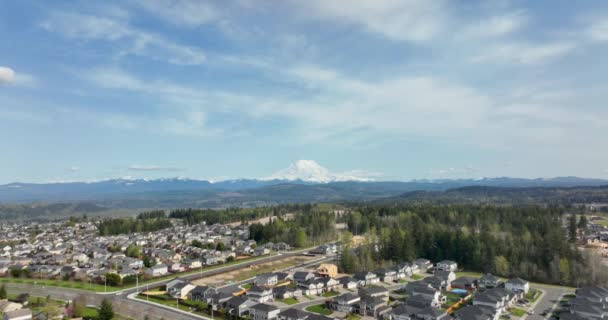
(1, 176, 608, 220)
(1, 176, 607, 204)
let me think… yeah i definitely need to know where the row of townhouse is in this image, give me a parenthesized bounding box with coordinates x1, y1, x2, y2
(562, 286, 608, 319)
(327, 287, 390, 317)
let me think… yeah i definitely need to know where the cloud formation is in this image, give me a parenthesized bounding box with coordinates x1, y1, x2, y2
(0, 66, 15, 84)
(42, 12, 206, 65)
(293, 0, 445, 42)
(128, 165, 183, 172)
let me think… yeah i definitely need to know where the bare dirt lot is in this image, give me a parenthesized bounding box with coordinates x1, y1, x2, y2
(191, 255, 318, 287)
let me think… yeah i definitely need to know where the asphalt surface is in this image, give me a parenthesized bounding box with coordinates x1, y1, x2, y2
(523, 285, 573, 320)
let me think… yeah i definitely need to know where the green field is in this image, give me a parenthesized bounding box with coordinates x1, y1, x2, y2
(306, 304, 333, 315)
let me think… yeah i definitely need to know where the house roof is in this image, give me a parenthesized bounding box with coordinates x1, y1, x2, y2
(279, 308, 310, 319)
(251, 303, 279, 312)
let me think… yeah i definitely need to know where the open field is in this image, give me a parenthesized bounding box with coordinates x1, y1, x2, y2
(191, 255, 318, 287)
(0, 254, 274, 293)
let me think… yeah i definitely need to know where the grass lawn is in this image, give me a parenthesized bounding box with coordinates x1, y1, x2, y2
(525, 288, 541, 302)
(241, 283, 253, 290)
(509, 307, 526, 317)
(278, 298, 299, 305)
(306, 304, 332, 316)
(442, 292, 462, 309)
(595, 218, 608, 227)
(410, 274, 424, 280)
(82, 307, 100, 319)
(322, 291, 339, 297)
(455, 272, 485, 278)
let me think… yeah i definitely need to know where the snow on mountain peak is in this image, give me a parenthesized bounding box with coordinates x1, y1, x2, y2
(267, 160, 375, 183)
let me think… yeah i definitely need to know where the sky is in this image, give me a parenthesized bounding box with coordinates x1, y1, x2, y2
(1, 0, 608, 184)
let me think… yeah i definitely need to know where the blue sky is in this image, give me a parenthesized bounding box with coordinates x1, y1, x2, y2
(1, 0, 608, 183)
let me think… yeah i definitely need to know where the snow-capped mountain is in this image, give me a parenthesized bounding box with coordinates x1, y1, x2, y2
(266, 160, 374, 183)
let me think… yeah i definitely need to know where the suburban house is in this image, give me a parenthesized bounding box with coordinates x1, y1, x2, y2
(247, 285, 274, 303)
(354, 271, 379, 286)
(273, 286, 303, 300)
(226, 296, 257, 316)
(454, 305, 500, 320)
(436, 260, 458, 272)
(250, 303, 281, 320)
(505, 278, 529, 294)
(145, 264, 168, 277)
(359, 287, 389, 300)
(414, 259, 433, 272)
(451, 276, 477, 291)
(478, 274, 502, 289)
(338, 276, 358, 289)
(255, 273, 279, 287)
(299, 278, 325, 296)
(328, 293, 361, 313)
(375, 268, 397, 282)
(188, 285, 217, 301)
(166, 279, 196, 299)
(293, 271, 315, 286)
(473, 288, 516, 313)
(394, 263, 413, 279)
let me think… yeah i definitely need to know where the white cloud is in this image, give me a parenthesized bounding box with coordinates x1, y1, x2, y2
(128, 165, 183, 172)
(0, 66, 15, 84)
(459, 11, 527, 38)
(68, 166, 80, 172)
(42, 12, 206, 65)
(585, 18, 608, 42)
(472, 41, 576, 65)
(292, 0, 446, 42)
(133, 0, 219, 27)
(0, 66, 36, 87)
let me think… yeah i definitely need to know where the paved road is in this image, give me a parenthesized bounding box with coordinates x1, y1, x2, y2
(524, 285, 573, 320)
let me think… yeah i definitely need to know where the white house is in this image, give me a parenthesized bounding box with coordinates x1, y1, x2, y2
(250, 303, 281, 320)
(436, 260, 458, 272)
(505, 278, 529, 294)
(145, 264, 168, 277)
(247, 285, 274, 303)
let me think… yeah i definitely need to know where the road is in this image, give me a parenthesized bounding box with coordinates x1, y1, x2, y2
(523, 285, 573, 320)
(3, 248, 330, 320)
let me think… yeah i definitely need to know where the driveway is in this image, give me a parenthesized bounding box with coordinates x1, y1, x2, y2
(523, 285, 573, 320)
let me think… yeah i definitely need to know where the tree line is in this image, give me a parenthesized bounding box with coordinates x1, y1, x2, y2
(339, 204, 608, 286)
(98, 213, 172, 236)
(249, 208, 336, 248)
